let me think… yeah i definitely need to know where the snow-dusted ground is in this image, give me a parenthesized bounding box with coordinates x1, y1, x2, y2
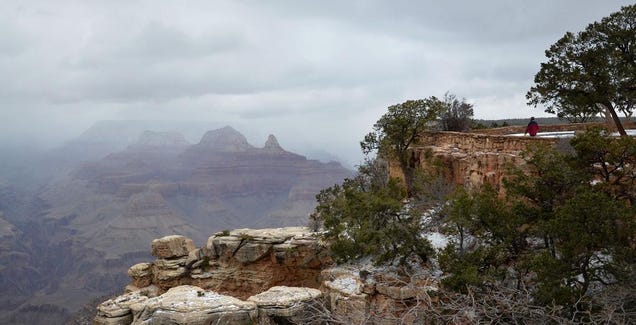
(328, 277, 362, 295)
(426, 232, 449, 250)
(507, 129, 636, 138)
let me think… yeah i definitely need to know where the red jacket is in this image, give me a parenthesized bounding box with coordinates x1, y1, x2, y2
(526, 121, 539, 136)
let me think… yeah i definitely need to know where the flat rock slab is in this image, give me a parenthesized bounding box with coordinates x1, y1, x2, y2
(248, 286, 322, 308)
(248, 286, 323, 321)
(129, 285, 257, 325)
(229, 227, 312, 244)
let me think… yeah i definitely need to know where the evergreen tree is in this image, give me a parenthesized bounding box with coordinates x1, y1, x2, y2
(527, 5, 635, 134)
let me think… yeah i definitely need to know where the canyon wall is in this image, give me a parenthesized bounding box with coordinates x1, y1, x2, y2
(389, 131, 558, 191)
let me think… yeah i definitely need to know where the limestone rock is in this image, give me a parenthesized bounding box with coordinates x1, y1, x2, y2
(124, 284, 160, 297)
(234, 242, 271, 264)
(230, 227, 312, 244)
(94, 291, 149, 325)
(151, 235, 195, 259)
(200, 236, 217, 258)
(390, 131, 557, 191)
(248, 286, 322, 324)
(154, 257, 187, 269)
(186, 248, 202, 267)
(127, 263, 152, 288)
(154, 266, 187, 282)
(129, 285, 257, 325)
(95, 227, 335, 322)
(248, 286, 321, 308)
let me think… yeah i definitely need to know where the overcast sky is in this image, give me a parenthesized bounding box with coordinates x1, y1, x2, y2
(0, 0, 632, 165)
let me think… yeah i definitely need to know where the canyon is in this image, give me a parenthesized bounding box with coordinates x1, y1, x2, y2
(0, 124, 352, 324)
(3, 122, 625, 323)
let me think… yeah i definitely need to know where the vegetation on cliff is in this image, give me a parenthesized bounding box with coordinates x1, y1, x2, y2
(313, 100, 635, 322)
(311, 158, 434, 265)
(527, 4, 635, 134)
(440, 128, 635, 317)
(360, 97, 445, 195)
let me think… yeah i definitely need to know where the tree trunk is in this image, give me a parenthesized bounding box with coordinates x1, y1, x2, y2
(400, 159, 414, 197)
(603, 102, 628, 136)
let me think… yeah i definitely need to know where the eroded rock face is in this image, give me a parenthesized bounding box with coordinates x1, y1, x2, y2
(96, 228, 446, 325)
(95, 227, 332, 324)
(390, 131, 558, 191)
(151, 235, 195, 259)
(132, 227, 331, 298)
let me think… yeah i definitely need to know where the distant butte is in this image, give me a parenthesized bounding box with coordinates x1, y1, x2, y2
(262, 134, 285, 153)
(198, 126, 254, 152)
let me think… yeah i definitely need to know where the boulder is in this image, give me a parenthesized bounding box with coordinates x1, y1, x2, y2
(94, 291, 149, 325)
(248, 286, 322, 324)
(323, 274, 369, 324)
(151, 235, 195, 259)
(127, 263, 152, 288)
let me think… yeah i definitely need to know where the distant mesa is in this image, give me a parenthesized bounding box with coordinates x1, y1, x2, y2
(135, 130, 190, 147)
(196, 126, 297, 156)
(198, 126, 254, 152)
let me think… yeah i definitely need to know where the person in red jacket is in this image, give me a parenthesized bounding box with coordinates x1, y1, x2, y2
(524, 117, 539, 136)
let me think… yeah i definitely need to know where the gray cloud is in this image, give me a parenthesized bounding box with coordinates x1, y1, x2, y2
(0, 0, 633, 165)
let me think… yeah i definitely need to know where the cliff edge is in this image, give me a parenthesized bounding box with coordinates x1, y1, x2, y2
(95, 227, 441, 324)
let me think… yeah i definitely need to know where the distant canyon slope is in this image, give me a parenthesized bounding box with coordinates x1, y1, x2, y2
(0, 123, 352, 324)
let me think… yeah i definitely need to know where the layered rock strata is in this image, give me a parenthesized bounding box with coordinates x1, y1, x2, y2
(95, 227, 332, 324)
(96, 227, 442, 325)
(391, 131, 558, 191)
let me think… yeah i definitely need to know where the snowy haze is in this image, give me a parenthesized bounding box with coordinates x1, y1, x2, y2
(0, 0, 632, 166)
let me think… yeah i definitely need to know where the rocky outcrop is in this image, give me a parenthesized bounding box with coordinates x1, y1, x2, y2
(95, 285, 325, 325)
(320, 266, 440, 325)
(95, 227, 333, 324)
(131, 227, 332, 298)
(95, 227, 446, 325)
(392, 131, 558, 191)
